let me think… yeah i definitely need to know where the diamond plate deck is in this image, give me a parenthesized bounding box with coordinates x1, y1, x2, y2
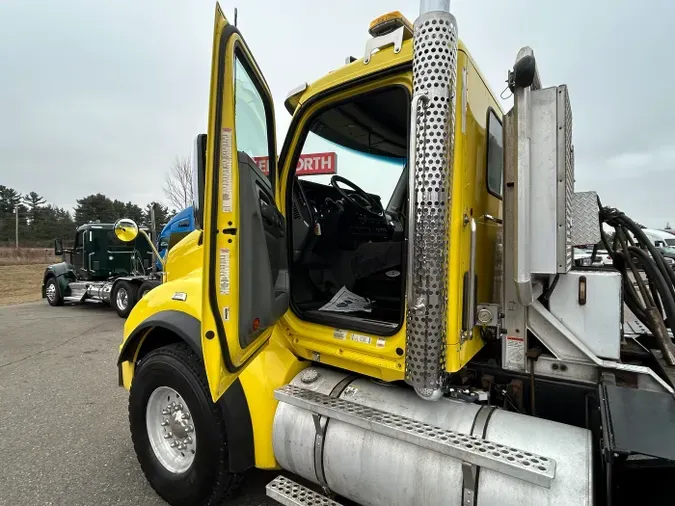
(266, 476, 344, 506)
(274, 385, 556, 488)
(571, 191, 601, 246)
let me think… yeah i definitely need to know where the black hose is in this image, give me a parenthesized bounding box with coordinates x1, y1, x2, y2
(627, 247, 675, 336)
(598, 196, 675, 365)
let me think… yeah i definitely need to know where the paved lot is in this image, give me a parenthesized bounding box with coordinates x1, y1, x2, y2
(0, 302, 279, 506)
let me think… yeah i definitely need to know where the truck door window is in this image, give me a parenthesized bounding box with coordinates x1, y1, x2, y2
(234, 55, 272, 186)
(486, 109, 504, 198)
(74, 232, 82, 249)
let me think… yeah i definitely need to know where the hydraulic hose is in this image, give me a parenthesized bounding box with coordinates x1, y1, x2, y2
(625, 247, 675, 364)
(598, 196, 675, 365)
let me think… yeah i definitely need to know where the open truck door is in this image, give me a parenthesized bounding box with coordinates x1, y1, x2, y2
(201, 4, 288, 401)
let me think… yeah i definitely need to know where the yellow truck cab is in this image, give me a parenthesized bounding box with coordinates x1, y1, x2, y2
(116, 3, 675, 506)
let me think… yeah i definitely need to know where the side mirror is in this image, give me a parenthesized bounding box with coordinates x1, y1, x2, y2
(114, 218, 139, 242)
(54, 238, 63, 256)
(191, 133, 207, 229)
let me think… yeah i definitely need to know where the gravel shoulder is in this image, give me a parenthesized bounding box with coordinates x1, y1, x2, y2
(0, 264, 48, 306)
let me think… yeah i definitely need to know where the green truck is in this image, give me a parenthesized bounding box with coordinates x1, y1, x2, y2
(41, 221, 162, 317)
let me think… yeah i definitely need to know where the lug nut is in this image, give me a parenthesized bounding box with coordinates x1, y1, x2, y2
(170, 442, 177, 448)
(161, 420, 169, 426)
(186, 425, 194, 433)
(164, 433, 171, 439)
(181, 413, 190, 420)
(161, 409, 169, 415)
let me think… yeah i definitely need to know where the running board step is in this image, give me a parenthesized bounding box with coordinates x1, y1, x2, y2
(266, 475, 344, 506)
(274, 384, 556, 488)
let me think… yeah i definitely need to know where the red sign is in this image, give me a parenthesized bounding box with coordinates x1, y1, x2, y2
(253, 152, 337, 176)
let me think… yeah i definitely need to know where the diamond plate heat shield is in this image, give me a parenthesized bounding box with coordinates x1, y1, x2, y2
(406, 12, 458, 391)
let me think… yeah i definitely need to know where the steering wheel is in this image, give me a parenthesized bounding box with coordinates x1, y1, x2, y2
(330, 175, 385, 217)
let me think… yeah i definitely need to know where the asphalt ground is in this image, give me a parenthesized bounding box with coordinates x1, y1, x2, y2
(0, 302, 279, 506)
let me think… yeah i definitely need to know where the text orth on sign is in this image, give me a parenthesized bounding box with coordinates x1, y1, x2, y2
(253, 152, 337, 176)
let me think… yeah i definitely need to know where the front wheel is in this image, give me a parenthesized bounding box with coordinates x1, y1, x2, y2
(45, 277, 63, 306)
(111, 281, 137, 318)
(129, 343, 240, 506)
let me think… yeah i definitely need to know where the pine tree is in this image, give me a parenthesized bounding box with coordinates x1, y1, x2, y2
(143, 202, 172, 231)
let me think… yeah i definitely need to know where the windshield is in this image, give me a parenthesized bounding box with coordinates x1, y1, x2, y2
(665, 238, 675, 246)
(103, 230, 127, 249)
(298, 131, 405, 207)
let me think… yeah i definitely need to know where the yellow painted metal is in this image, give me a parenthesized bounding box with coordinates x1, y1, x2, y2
(163, 230, 203, 282)
(199, 3, 279, 402)
(119, 10, 508, 471)
(119, 267, 204, 390)
(238, 330, 307, 469)
(445, 44, 505, 372)
(278, 72, 411, 382)
(280, 37, 413, 149)
(120, 360, 135, 390)
(277, 39, 504, 378)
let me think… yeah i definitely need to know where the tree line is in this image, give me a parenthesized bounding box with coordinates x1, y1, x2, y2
(0, 185, 176, 247)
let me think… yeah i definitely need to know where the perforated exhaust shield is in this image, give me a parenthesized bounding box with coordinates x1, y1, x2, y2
(405, 11, 458, 391)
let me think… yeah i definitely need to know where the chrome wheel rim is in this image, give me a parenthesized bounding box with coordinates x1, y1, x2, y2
(146, 386, 196, 474)
(46, 283, 56, 302)
(116, 288, 128, 310)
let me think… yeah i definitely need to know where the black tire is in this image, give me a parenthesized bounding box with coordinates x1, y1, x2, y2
(138, 280, 157, 300)
(111, 280, 137, 318)
(129, 343, 241, 506)
(45, 277, 63, 306)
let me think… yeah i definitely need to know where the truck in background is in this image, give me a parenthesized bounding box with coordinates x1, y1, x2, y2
(641, 228, 675, 248)
(156, 205, 195, 269)
(43, 220, 164, 318)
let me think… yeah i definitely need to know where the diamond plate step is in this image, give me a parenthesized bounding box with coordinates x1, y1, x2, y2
(266, 476, 344, 506)
(274, 384, 556, 488)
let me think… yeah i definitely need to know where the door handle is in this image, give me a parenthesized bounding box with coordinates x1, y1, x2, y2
(462, 215, 477, 338)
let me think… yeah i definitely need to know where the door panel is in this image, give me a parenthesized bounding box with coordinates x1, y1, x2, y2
(73, 231, 86, 279)
(201, 4, 287, 401)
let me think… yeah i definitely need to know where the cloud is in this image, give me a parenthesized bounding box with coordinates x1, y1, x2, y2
(0, 0, 673, 228)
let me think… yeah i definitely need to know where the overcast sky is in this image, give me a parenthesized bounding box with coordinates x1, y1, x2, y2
(1, 0, 673, 227)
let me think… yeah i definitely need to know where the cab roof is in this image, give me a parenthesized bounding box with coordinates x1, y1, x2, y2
(285, 21, 503, 117)
(76, 223, 115, 232)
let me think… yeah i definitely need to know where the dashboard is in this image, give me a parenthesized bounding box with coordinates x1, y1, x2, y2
(291, 178, 403, 256)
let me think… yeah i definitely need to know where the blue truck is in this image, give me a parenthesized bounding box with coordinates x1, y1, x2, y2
(156, 206, 195, 269)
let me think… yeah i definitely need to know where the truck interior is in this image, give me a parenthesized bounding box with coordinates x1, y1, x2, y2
(287, 86, 409, 335)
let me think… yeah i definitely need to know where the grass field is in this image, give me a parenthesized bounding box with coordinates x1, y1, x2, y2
(0, 247, 59, 266)
(0, 264, 49, 306)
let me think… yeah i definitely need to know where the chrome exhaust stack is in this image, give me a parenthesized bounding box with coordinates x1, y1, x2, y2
(405, 0, 458, 396)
